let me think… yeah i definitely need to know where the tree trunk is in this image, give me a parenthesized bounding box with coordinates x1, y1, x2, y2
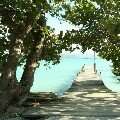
(0, 18, 37, 114)
(0, 11, 44, 114)
(0, 31, 23, 114)
(19, 27, 45, 105)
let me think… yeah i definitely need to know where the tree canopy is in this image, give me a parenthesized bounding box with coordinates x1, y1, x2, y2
(0, 0, 66, 69)
(60, 0, 120, 75)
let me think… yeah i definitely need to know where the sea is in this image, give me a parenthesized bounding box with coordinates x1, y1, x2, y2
(17, 52, 120, 96)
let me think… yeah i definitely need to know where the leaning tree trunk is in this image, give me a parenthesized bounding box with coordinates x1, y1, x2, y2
(0, 9, 45, 113)
(19, 27, 45, 105)
(0, 31, 23, 114)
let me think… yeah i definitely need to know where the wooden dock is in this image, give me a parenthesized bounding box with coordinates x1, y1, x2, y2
(22, 66, 120, 119)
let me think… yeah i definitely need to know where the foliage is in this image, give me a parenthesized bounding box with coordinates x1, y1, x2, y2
(0, 0, 120, 76)
(60, 0, 120, 75)
(0, 0, 119, 74)
(0, 0, 66, 72)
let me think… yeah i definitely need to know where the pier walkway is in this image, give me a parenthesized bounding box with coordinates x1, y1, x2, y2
(23, 66, 120, 120)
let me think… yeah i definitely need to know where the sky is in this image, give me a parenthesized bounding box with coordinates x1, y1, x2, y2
(46, 13, 79, 34)
(46, 13, 94, 55)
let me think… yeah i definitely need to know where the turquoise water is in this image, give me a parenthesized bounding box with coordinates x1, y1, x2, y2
(17, 53, 120, 96)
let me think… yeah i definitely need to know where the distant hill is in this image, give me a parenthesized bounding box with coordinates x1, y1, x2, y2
(61, 52, 99, 59)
